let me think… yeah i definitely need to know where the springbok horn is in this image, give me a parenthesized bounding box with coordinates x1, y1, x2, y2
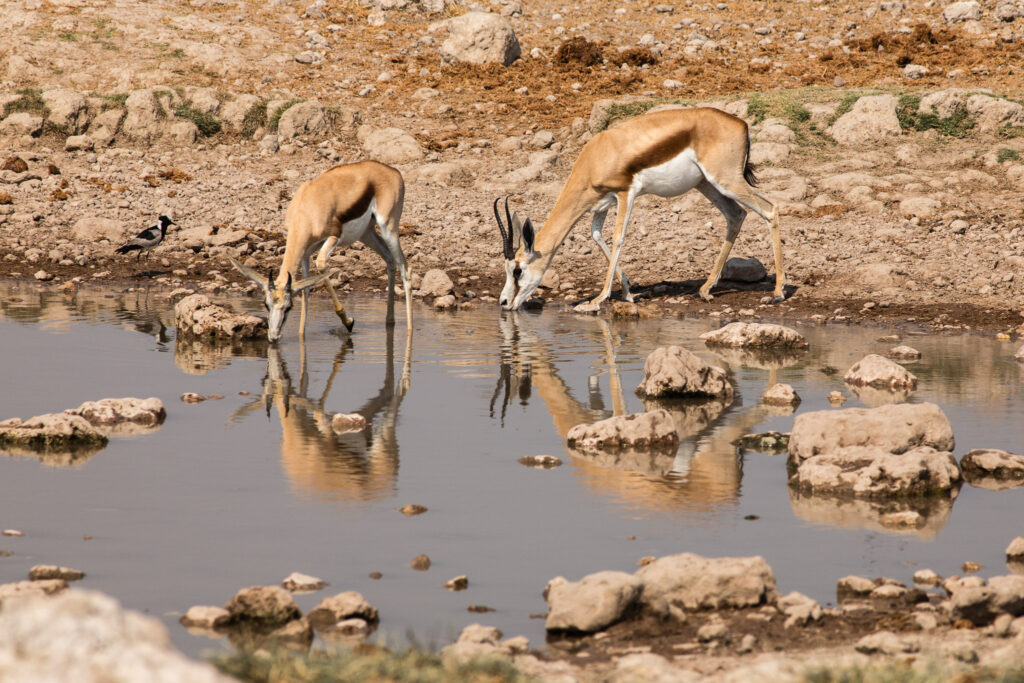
(493, 196, 512, 259)
(293, 271, 331, 293)
(229, 256, 271, 290)
(504, 196, 518, 249)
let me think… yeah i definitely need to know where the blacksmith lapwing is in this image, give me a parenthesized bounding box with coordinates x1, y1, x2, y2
(116, 215, 175, 261)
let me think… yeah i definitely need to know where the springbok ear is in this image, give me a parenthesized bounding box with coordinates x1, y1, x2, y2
(229, 256, 270, 289)
(522, 218, 535, 254)
(293, 271, 330, 293)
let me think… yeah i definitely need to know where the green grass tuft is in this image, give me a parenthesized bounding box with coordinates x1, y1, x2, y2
(997, 147, 1021, 163)
(746, 92, 811, 125)
(213, 647, 530, 683)
(173, 103, 222, 136)
(2, 88, 49, 119)
(998, 124, 1024, 139)
(268, 99, 302, 133)
(596, 98, 686, 132)
(241, 102, 268, 137)
(897, 94, 975, 138)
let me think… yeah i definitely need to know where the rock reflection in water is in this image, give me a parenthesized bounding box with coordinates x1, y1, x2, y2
(496, 312, 756, 513)
(174, 338, 268, 375)
(0, 442, 106, 468)
(231, 330, 410, 504)
(848, 383, 912, 408)
(709, 346, 806, 372)
(788, 488, 956, 539)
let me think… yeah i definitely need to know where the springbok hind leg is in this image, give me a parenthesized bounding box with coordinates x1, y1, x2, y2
(720, 182, 785, 303)
(590, 210, 632, 302)
(697, 181, 746, 302)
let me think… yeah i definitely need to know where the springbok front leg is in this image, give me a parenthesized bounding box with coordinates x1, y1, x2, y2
(315, 236, 355, 332)
(594, 189, 637, 306)
(590, 208, 632, 303)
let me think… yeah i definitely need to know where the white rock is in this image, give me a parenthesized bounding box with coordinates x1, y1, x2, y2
(700, 322, 808, 349)
(790, 445, 961, 498)
(281, 572, 328, 592)
(0, 113, 44, 137)
(763, 383, 800, 407)
(307, 591, 378, 626)
(545, 571, 642, 632)
(960, 449, 1024, 488)
(418, 268, 454, 297)
(360, 127, 423, 165)
(855, 630, 919, 654)
(41, 88, 89, 134)
(829, 95, 902, 146)
(0, 589, 229, 682)
(567, 410, 679, 452)
(277, 99, 326, 140)
(180, 605, 231, 629)
(788, 403, 954, 464)
(943, 1, 982, 23)
(844, 354, 918, 390)
(635, 346, 734, 399)
(636, 553, 778, 614)
(440, 12, 522, 66)
(888, 345, 921, 360)
(1006, 537, 1024, 559)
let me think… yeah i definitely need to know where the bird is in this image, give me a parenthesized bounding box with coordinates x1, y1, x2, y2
(115, 215, 176, 261)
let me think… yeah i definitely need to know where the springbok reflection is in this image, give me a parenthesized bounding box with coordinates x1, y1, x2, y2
(493, 313, 781, 513)
(232, 329, 410, 504)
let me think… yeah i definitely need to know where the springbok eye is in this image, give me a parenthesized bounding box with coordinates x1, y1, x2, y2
(513, 266, 522, 280)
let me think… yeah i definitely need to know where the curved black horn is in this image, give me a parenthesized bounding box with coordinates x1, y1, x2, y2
(493, 196, 510, 259)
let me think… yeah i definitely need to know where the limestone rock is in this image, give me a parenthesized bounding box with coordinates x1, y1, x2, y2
(566, 410, 679, 452)
(65, 135, 94, 152)
(636, 553, 778, 614)
(180, 606, 231, 629)
(440, 623, 505, 664)
(41, 88, 89, 135)
(121, 89, 167, 143)
(307, 591, 378, 627)
(219, 94, 262, 132)
(961, 449, 1024, 488)
(0, 413, 108, 454)
(855, 630, 919, 655)
(635, 346, 733, 399)
(778, 591, 821, 627)
(888, 345, 921, 361)
(174, 294, 267, 341)
(276, 99, 326, 140)
(331, 413, 367, 433)
(281, 572, 327, 593)
(65, 398, 166, 431)
(359, 126, 423, 165)
(829, 95, 902, 146)
(0, 579, 68, 602)
(0, 113, 44, 137)
(943, 1, 982, 23)
(1007, 537, 1024, 560)
(224, 586, 301, 627)
(844, 354, 918, 390)
(699, 322, 808, 349)
(788, 403, 954, 465)
(545, 571, 642, 632)
(440, 12, 521, 66)
(28, 566, 85, 581)
(0, 589, 229, 682)
(951, 575, 1024, 625)
(789, 445, 961, 498)
(763, 383, 800, 407)
(721, 256, 767, 282)
(72, 217, 125, 245)
(418, 268, 454, 297)
(837, 575, 878, 600)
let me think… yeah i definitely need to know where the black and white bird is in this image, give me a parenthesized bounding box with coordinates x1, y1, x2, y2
(115, 215, 176, 261)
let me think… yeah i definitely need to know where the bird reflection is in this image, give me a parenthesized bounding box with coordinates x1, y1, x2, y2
(231, 328, 410, 503)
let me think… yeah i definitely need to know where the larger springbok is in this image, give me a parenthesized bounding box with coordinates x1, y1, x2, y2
(231, 161, 411, 342)
(494, 107, 784, 310)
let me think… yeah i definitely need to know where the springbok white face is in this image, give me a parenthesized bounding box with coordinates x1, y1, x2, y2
(494, 197, 541, 311)
(229, 258, 329, 342)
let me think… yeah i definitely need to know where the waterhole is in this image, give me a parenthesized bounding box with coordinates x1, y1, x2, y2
(0, 282, 1021, 656)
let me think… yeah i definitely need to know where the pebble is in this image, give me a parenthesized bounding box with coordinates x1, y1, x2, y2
(3, 530, 25, 537)
(411, 554, 431, 571)
(399, 504, 428, 516)
(444, 575, 469, 591)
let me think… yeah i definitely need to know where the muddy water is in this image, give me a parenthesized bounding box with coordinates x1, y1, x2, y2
(0, 282, 1022, 657)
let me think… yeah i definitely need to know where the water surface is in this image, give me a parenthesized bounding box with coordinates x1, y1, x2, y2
(0, 283, 1022, 657)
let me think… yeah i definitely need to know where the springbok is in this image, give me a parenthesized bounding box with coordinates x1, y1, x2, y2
(230, 160, 411, 342)
(493, 107, 784, 310)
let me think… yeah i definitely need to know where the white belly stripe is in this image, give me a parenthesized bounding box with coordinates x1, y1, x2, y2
(338, 199, 377, 246)
(632, 147, 705, 198)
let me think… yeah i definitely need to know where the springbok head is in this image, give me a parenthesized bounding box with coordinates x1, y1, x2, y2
(229, 257, 329, 342)
(493, 196, 541, 311)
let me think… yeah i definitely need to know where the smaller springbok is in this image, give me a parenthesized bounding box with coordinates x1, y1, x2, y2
(230, 161, 411, 342)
